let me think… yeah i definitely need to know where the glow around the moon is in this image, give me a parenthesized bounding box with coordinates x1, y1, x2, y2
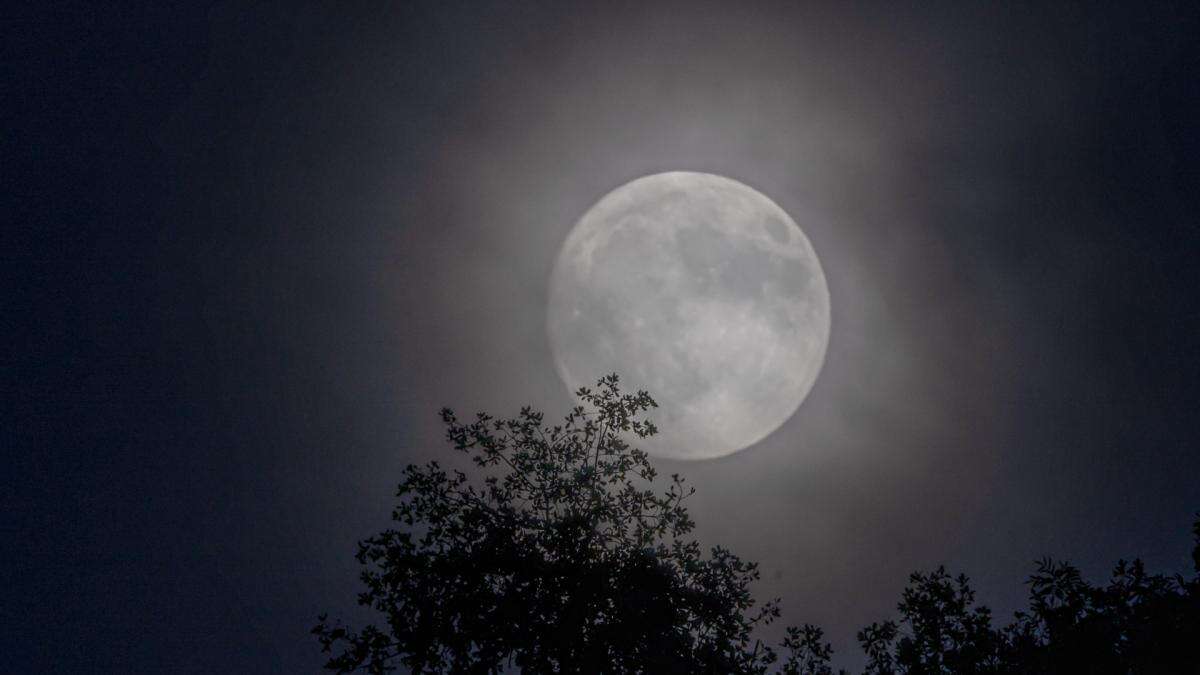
(547, 172, 830, 460)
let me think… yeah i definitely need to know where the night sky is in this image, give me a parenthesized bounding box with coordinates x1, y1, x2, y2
(8, 2, 1200, 671)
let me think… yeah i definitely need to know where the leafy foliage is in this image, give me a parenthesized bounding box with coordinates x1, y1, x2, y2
(852, 516, 1200, 674)
(314, 373, 1200, 674)
(314, 375, 784, 673)
(854, 568, 1002, 675)
(779, 624, 835, 675)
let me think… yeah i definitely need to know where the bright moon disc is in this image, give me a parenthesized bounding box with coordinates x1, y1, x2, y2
(547, 172, 831, 460)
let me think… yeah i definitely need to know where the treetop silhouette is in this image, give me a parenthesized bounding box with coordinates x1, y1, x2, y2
(315, 375, 1200, 674)
(315, 375, 797, 673)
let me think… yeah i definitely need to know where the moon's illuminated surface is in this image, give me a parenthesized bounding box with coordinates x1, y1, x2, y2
(547, 172, 830, 460)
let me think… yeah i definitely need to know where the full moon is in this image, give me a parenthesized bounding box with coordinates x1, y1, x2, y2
(547, 172, 831, 460)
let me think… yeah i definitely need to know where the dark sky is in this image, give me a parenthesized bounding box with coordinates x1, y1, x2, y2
(8, 1, 1200, 671)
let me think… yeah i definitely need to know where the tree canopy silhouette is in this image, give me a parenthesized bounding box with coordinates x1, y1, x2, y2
(316, 374, 1200, 674)
(314, 375, 801, 674)
(852, 521, 1200, 675)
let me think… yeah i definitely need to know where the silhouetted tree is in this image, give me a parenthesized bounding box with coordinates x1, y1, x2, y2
(314, 375, 789, 674)
(858, 621, 899, 675)
(780, 624, 836, 675)
(999, 546, 1200, 673)
(853, 568, 1003, 675)
(315, 372, 1200, 673)
(854, 515, 1200, 674)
